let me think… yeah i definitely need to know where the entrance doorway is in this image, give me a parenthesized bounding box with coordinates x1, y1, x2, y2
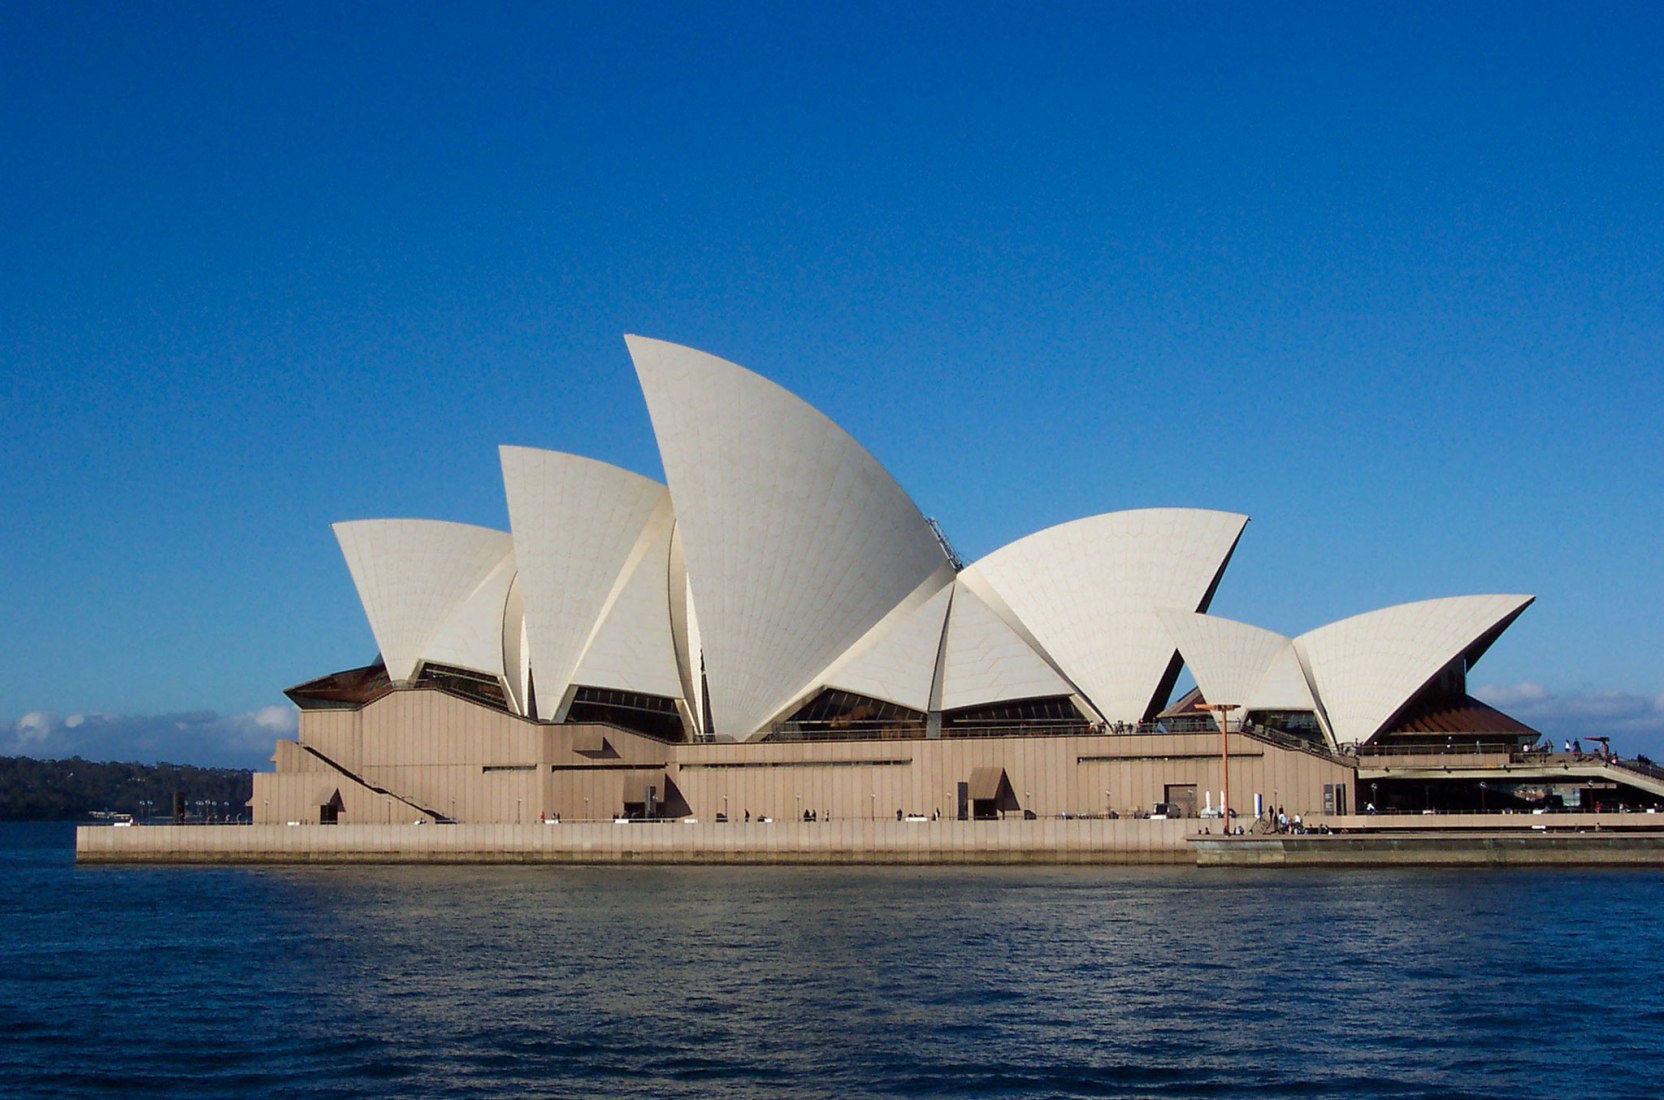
(1163, 784, 1197, 818)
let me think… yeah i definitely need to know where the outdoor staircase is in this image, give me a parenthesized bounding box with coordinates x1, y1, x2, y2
(299, 744, 449, 822)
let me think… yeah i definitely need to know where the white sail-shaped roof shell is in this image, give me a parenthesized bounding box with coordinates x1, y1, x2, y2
(963, 508, 1247, 724)
(823, 583, 953, 714)
(938, 582, 1075, 712)
(569, 496, 683, 700)
(1293, 594, 1535, 746)
(500, 446, 673, 720)
(627, 335, 952, 737)
(422, 551, 517, 680)
(501, 575, 530, 715)
(1156, 610, 1305, 717)
(1254, 644, 1321, 713)
(333, 519, 515, 683)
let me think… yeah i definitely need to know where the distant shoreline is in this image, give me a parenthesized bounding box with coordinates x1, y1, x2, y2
(0, 755, 252, 824)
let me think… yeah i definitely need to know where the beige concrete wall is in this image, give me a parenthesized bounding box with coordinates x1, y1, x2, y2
(263, 689, 1354, 828)
(251, 744, 415, 827)
(77, 818, 1195, 864)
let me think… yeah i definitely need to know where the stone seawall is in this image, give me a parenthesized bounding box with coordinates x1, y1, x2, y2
(1192, 830, 1664, 867)
(76, 818, 1195, 865)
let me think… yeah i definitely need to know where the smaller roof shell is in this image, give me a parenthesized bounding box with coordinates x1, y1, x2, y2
(964, 508, 1248, 724)
(1293, 594, 1535, 746)
(937, 582, 1075, 712)
(500, 446, 671, 720)
(332, 519, 515, 683)
(1156, 610, 1319, 721)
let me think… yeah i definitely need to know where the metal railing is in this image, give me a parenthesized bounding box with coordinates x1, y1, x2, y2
(1237, 724, 1353, 764)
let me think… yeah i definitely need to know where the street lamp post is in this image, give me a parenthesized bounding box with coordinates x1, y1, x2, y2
(1201, 703, 1239, 826)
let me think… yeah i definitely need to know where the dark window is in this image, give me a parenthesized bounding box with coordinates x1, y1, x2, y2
(566, 686, 687, 742)
(942, 695, 1088, 738)
(768, 690, 926, 742)
(416, 663, 511, 712)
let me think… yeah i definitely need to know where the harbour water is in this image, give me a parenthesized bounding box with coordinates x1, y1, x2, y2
(6, 821, 1662, 1098)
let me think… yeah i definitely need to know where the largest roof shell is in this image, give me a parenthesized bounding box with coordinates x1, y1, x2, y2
(627, 335, 953, 736)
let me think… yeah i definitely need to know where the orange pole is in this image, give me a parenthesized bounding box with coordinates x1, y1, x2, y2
(1220, 707, 1230, 826)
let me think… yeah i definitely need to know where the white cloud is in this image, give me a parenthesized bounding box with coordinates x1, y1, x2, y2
(0, 706, 299, 770)
(1473, 682, 1664, 756)
(14, 712, 53, 745)
(245, 705, 299, 733)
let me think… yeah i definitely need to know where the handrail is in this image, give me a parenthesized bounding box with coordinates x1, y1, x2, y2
(1610, 756, 1664, 783)
(1236, 724, 1353, 765)
(1357, 743, 1526, 759)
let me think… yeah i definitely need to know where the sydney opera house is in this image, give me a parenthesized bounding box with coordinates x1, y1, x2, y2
(251, 336, 1598, 830)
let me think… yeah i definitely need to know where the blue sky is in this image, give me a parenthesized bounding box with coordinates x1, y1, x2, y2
(4, 1, 1661, 768)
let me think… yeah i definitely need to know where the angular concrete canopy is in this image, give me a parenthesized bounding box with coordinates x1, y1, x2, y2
(1293, 594, 1535, 746)
(627, 335, 952, 736)
(332, 519, 515, 683)
(963, 508, 1248, 724)
(499, 446, 672, 720)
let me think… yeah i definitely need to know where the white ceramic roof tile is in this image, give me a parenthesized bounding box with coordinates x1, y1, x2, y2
(939, 581, 1074, 711)
(422, 551, 517, 679)
(500, 575, 530, 715)
(1294, 594, 1535, 746)
(499, 445, 671, 719)
(1252, 643, 1319, 713)
(964, 508, 1248, 724)
(571, 495, 684, 699)
(825, 582, 954, 713)
(627, 335, 951, 736)
(332, 520, 515, 683)
(1156, 610, 1294, 714)
(683, 572, 705, 732)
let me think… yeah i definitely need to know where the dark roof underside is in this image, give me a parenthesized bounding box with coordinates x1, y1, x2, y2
(1382, 692, 1539, 738)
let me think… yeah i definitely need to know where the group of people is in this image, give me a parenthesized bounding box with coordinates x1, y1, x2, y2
(1270, 807, 1304, 834)
(1562, 738, 1618, 762)
(1522, 737, 1622, 763)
